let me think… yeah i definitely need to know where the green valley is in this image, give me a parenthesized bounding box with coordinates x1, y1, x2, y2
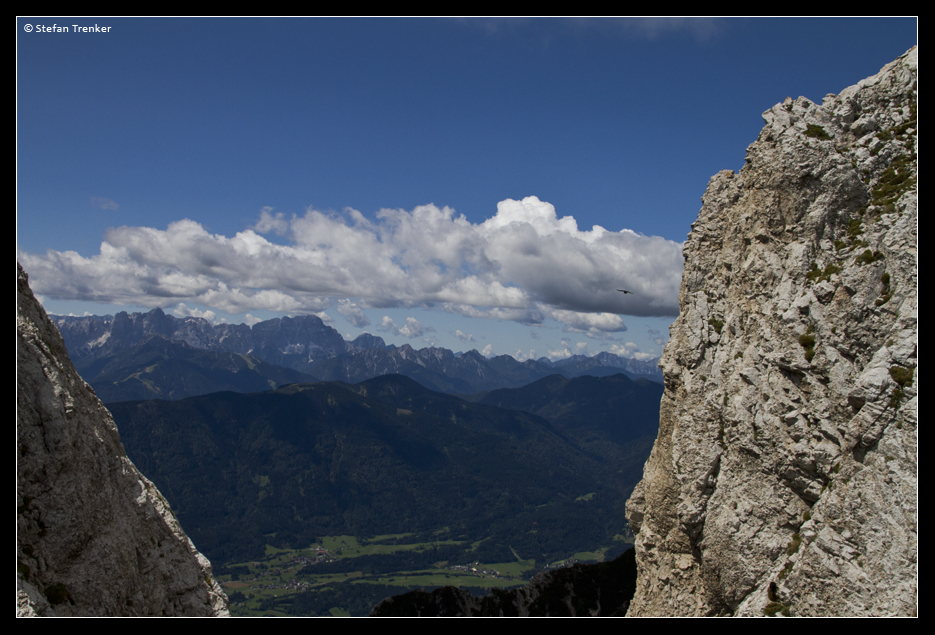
(217, 532, 633, 616)
(106, 372, 658, 615)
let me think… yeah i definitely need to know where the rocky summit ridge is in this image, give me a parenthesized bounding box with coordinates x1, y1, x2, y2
(17, 263, 229, 616)
(626, 48, 917, 617)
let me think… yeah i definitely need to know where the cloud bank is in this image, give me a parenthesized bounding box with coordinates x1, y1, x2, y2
(20, 196, 682, 330)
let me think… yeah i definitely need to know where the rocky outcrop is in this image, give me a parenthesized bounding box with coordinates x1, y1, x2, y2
(626, 48, 917, 616)
(16, 263, 229, 616)
(370, 548, 636, 616)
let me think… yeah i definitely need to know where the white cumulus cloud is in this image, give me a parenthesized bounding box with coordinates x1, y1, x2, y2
(337, 299, 371, 328)
(454, 330, 475, 343)
(19, 196, 682, 332)
(398, 317, 423, 338)
(609, 342, 641, 357)
(172, 302, 217, 324)
(379, 315, 425, 339)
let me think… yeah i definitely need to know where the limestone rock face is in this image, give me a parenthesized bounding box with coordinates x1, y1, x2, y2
(16, 263, 229, 616)
(626, 48, 917, 616)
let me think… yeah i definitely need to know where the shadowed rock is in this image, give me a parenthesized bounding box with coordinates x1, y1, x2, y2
(16, 263, 229, 616)
(370, 548, 636, 616)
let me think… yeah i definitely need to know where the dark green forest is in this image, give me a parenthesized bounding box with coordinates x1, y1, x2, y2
(107, 372, 659, 614)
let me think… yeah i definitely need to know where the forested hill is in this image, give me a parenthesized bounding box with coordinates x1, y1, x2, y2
(109, 373, 659, 566)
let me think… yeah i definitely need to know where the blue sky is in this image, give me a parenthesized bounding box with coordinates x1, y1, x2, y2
(17, 17, 917, 362)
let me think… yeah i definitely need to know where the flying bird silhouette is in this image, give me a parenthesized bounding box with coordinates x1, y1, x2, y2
(617, 289, 634, 295)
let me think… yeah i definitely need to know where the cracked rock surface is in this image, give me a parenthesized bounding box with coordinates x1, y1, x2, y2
(626, 48, 917, 617)
(17, 263, 229, 616)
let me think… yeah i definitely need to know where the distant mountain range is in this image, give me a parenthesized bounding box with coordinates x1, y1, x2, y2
(52, 309, 662, 401)
(53, 308, 367, 373)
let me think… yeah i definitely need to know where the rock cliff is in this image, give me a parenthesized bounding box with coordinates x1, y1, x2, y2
(16, 263, 229, 616)
(626, 48, 917, 616)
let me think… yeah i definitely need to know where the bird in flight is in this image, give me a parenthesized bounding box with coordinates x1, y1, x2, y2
(617, 289, 634, 295)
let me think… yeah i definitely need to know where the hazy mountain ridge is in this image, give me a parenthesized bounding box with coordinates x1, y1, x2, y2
(53, 309, 662, 401)
(54, 308, 371, 374)
(88, 334, 319, 402)
(308, 344, 655, 394)
(480, 374, 662, 445)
